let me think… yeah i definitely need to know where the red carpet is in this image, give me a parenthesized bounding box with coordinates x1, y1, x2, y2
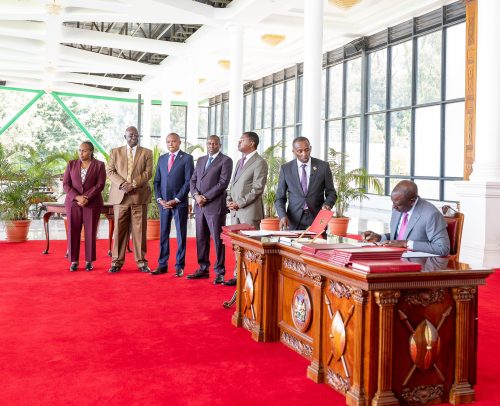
(0, 239, 498, 405)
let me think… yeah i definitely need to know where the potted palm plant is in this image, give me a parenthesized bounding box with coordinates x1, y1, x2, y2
(328, 148, 383, 236)
(261, 142, 286, 231)
(0, 145, 56, 242)
(147, 145, 162, 240)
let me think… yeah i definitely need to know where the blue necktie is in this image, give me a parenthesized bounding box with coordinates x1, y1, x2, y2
(204, 156, 213, 173)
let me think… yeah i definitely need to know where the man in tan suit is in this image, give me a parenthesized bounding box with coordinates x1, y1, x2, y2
(107, 126, 153, 273)
(225, 131, 268, 285)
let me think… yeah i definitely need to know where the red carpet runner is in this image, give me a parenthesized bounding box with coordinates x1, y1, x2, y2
(0, 239, 498, 405)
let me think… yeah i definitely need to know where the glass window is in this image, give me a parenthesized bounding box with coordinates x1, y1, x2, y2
(222, 102, 229, 136)
(444, 181, 459, 202)
(327, 120, 342, 154)
(244, 94, 252, 131)
(198, 107, 208, 141)
(368, 49, 387, 112)
(345, 117, 360, 170)
(171, 105, 187, 141)
(214, 104, 220, 135)
(328, 64, 343, 118)
(414, 105, 440, 176)
(391, 41, 412, 108)
(390, 109, 411, 175)
(416, 179, 440, 200)
(284, 127, 295, 161)
(297, 76, 303, 123)
(209, 106, 216, 134)
(260, 128, 272, 154)
(417, 31, 442, 104)
(321, 69, 326, 119)
(263, 87, 273, 128)
(445, 102, 464, 177)
(446, 23, 466, 100)
(254, 90, 263, 129)
(346, 58, 361, 116)
(285, 80, 295, 126)
(274, 83, 284, 127)
(368, 113, 386, 174)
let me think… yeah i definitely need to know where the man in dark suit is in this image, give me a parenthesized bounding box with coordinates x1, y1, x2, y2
(107, 126, 153, 273)
(151, 133, 194, 276)
(362, 180, 450, 256)
(275, 136, 337, 230)
(187, 135, 233, 284)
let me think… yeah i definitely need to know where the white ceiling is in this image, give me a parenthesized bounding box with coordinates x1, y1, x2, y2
(0, 0, 457, 101)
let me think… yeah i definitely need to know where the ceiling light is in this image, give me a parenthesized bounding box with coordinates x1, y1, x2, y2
(218, 60, 230, 70)
(261, 34, 285, 47)
(198, 78, 206, 84)
(46, 0, 62, 15)
(172, 90, 183, 96)
(328, 0, 361, 9)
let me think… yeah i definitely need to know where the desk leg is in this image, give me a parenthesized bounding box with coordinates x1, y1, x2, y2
(223, 291, 237, 308)
(42, 212, 53, 254)
(106, 215, 114, 257)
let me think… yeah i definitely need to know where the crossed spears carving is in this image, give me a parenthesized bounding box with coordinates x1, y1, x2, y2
(325, 294, 354, 378)
(398, 306, 452, 386)
(242, 260, 257, 320)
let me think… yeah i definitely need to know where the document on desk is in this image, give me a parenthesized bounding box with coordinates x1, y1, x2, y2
(402, 251, 439, 258)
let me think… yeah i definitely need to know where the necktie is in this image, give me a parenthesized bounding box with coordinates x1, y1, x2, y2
(168, 153, 175, 172)
(300, 164, 308, 209)
(235, 155, 246, 178)
(397, 213, 409, 240)
(127, 148, 133, 182)
(204, 156, 214, 172)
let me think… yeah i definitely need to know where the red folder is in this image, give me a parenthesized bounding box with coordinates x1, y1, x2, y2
(221, 224, 256, 233)
(308, 209, 334, 234)
(351, 259, 421, 273)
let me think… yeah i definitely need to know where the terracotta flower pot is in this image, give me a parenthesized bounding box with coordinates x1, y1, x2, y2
(147, 219, 161, 240)
(260, 217, 280, 231)
(5, 219, 31, 242)
(327, 217, 350, 236)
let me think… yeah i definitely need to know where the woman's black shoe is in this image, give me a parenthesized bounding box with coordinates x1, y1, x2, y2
(85, 262, 93, 271)
(70, 262, 78, 272)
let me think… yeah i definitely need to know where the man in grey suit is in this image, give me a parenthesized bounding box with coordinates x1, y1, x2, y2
(224, 131, 268, 285)
(187, 135, 233, 284)
(362, 180, 450, 256)
(275, 136, 337, 230)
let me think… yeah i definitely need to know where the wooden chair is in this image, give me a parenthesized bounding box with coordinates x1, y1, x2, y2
(441, 205, 464, 262)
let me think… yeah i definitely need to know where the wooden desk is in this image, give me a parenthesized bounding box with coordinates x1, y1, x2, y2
(41, 202, 115, 256)
(224, 231, 493, 406)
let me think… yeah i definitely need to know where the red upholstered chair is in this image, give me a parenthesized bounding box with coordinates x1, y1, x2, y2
(441, 205, 464, 261)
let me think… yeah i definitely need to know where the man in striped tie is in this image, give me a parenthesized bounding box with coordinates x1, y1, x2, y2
(362, 180, 450, 256)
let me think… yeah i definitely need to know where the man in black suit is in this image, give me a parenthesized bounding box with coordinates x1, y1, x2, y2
(275, 136, 337, 230)
(187, 135, 233, 284)
(151, 133, 194, 276)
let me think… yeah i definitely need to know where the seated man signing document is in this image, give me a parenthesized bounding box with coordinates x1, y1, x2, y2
(362, 180, 450, 256)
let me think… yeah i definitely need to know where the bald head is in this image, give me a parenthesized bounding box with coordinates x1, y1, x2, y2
(391, 180, 418, 212)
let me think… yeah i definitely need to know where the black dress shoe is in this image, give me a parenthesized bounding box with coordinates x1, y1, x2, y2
(175, 269, 184, 277)
(70, 262, 78, 272)
(151, 267, 167, 275)
(108, 266, 121, 273)
(85, 262, 93, 271)
(139, 266, 151, 273)
(223, 278, 237, 286)
(186, 270, 209, 279)
(213, 274, 224, 285)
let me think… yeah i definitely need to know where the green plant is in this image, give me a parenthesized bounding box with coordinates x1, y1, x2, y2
(147, 145, 161, 219)
(0, 145, 57, 220)
(262, 142, 286, 218)
(328, 148, 383, 218)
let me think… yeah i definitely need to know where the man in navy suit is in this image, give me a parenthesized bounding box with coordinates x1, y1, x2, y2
(275, 137, 337, 230)
(187, 135, 233, 284)
(151, 133, 194, 276)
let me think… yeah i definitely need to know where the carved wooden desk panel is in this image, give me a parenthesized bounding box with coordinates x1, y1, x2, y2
(224, 232, 493, 405)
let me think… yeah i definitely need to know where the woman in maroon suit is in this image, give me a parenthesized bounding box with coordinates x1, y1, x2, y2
(63, 141, 106, 271)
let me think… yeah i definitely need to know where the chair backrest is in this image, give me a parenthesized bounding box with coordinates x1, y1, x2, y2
(441, 205, 464, 261)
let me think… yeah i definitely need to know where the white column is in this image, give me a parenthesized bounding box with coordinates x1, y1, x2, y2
(142, 91, 152, 148)
(186, 58, 200, 150)
(302, 0, 323, 157)
(228, 25, 244, 159)
(455, 0, 500, 267)
(160, 81, 172, 151)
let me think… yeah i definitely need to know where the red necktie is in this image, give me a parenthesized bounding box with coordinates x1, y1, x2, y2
(397, 213, 409, 240)
(168, 153, 175, 172)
